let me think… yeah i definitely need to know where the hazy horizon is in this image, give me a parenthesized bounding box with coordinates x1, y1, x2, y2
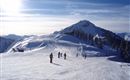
(0, 0, 130, 35)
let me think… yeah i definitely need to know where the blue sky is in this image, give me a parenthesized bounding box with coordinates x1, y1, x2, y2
(0, 0, 130, 35)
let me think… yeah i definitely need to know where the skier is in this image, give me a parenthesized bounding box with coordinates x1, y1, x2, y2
(58, 52, 60, 58)
(64, 53, 66, 60)
(76, 53, 79, 57)
(84, 54, 87, 59)
(50, 53, 53, 63)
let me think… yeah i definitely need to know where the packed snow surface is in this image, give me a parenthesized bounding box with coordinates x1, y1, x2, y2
(1, 38, 130, 80)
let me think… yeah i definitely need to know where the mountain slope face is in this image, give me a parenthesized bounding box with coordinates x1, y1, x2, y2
(60, 20, 122, 45)
(58, 20, 130, 61)
(0, 37, 15, 53)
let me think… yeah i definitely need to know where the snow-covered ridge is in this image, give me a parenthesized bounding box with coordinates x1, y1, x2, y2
(4, 20, 129, 54)
(3, 34, 23, 41)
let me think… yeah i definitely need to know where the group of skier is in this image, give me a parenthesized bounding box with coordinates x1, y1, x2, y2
(49, 52, 87, 63)
(58, 52, 66, 59)
(49, 52, 67, 63)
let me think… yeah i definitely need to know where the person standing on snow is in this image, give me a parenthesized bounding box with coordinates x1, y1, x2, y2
(50, 53, 53, 63)
(84, 54, 87, 59)
(64, 53, 66, 60)
(76, 53, 79, 57)
(58, 52, 60, 58)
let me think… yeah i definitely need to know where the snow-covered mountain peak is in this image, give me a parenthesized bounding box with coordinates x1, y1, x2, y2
(69, 20, 95, 30)
(76, 20, 95, 27)
(61, 20, 103, 36)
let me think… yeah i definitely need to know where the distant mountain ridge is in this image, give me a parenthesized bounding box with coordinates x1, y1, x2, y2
(117, 33, 130, 41)
(0, 37, 15, 53)
(3, 34, 23, 41)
